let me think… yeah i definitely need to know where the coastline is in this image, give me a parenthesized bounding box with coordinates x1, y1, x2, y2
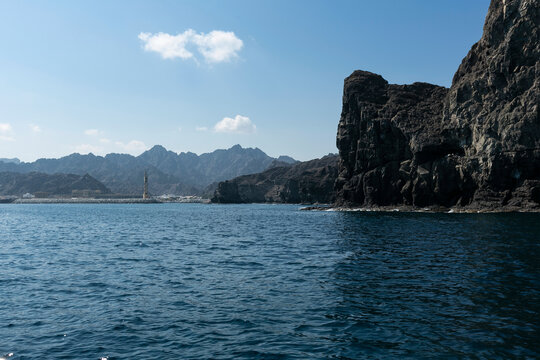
(301, 205, 540, 213)
(12, 198, 162, 204)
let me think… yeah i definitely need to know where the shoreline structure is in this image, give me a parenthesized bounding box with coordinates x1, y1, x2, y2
(2, 197, 538, 212)
(12, 198, 161, 204)
(1, 196, 210, 204)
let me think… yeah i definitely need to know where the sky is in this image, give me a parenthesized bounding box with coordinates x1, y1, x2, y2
(0, 0, 491, 162)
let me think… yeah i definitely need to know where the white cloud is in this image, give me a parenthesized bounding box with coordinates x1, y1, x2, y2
(0, 123, 12, 134)
(30, 124, 41, 133)
(0, 123, 15, 141)
(178, 127, 182, 132)
(192, 31, 244, 63)
(115, 140, 148, 153)
(75, 138, 146, 155)
(84, 129, 100, 136)
(138, 30, 195, 60)
(138, 29, 243, 63)
(195, 126, 208, 132)
(214, 115, 256, 134)
(75, 144, 103, 154)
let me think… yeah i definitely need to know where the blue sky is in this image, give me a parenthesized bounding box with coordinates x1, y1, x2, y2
(0, 0, 490, 162)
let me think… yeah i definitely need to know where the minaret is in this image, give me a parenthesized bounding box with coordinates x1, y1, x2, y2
(143, 170, 149, 199)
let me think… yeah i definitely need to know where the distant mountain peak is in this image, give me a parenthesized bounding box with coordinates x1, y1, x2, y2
(144, 145, 170, 155)
(0, 158, 20, 164)
(276, 155, 298, 164)
(0, 144, 301, 195)
(150, 144, 167, 151)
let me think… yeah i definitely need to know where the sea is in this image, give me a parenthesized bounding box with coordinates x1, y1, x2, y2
(0, 203, 539, 359)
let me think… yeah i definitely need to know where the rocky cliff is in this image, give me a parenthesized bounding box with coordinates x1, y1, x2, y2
(335, 0, 539, 211)
(212, 155, 338, 204)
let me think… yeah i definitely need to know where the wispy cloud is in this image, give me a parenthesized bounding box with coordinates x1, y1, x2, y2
(30, 124, 41, 133)
(214, 115, 256, 134)
(138, 29, 243, 63)
(195, 126, 208, 132)
(0, 123, 12, 133)
(75, 138, 146, 155)
(84, 129, 101, 136)
(0, 123, 15, 141)
(75, 144, 103, 154)
(115, 140, 148, 153)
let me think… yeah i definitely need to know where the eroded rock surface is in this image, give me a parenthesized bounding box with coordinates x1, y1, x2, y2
(335, 0, 539, 211)
(212, 155, 338, 204)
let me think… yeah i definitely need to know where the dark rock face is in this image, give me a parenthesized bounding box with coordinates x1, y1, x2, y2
(335, 0, 539, 211)
(212, 155, 338, 204)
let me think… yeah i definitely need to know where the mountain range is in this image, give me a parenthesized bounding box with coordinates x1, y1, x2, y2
(0, 145, 296, 196)
(0, 158, 20, 164)
(0, 172, 109, 197)
(211, 0, 539, 210)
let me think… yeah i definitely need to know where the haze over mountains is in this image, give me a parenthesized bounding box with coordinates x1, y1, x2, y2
(0, 145, 296, 196)
(0, 172, 109, 197)
(0, 158, 20, 164)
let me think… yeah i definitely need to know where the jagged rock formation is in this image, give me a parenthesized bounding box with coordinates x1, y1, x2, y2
(212, 155, 338, 204)
(0, 172, 110, 196)
(139, 144, 296, 187)
(335, 0, 539, 211)
(0, 145, 296, 196)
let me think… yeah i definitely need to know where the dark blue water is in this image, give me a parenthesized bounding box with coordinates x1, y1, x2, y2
(0, 204, 539, 359)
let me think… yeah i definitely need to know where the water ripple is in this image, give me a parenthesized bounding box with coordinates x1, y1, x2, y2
(0, 204, 538, 359)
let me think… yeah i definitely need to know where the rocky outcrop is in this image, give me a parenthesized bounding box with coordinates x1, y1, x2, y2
(212, 155, 338, 204)
(335, 0, 539, 211)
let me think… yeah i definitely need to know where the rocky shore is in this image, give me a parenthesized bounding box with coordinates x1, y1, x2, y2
(334, 0, 539, 212)
(302, 205, 538, 213)
(212, 155, 338, 204)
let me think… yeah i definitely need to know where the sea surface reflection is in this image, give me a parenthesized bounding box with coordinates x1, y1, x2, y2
(0, 204, 538, 358)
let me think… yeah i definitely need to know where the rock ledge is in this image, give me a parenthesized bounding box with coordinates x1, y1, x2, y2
(335, 0, 539, 212)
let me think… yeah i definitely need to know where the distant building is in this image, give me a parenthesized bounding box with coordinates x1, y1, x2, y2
(22, 193, 35, 199)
